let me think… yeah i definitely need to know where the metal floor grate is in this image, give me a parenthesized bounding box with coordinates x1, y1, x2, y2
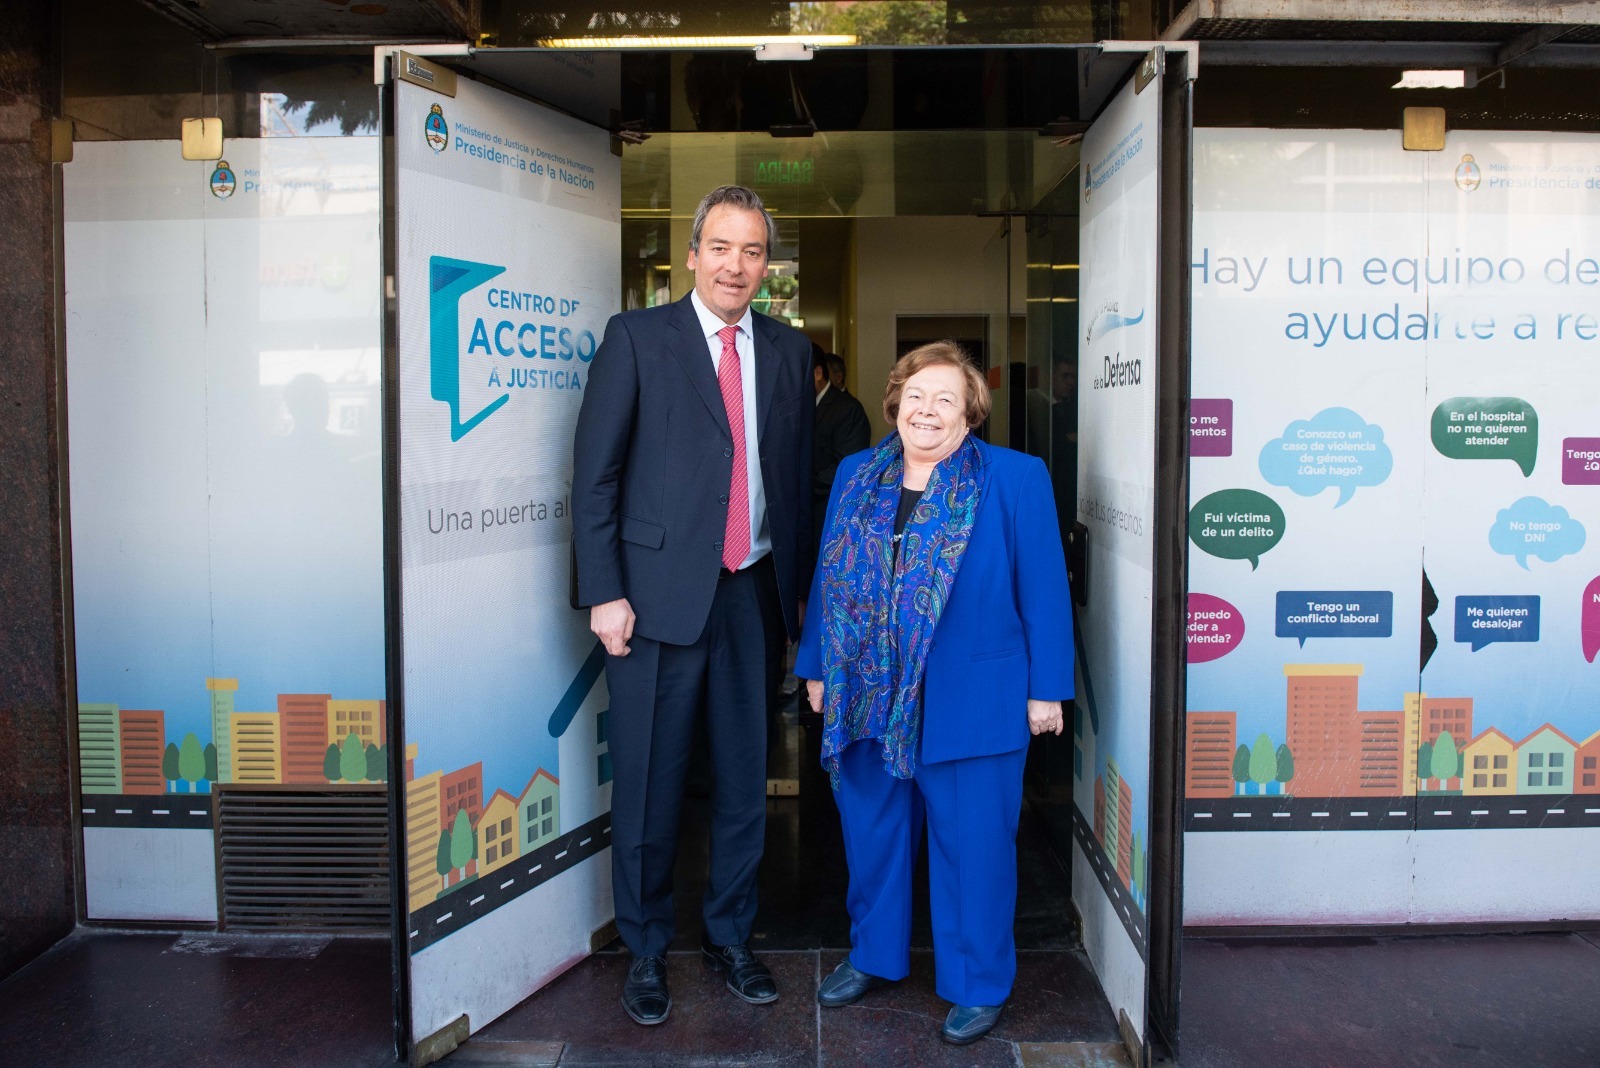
(215, 786, 391, 932)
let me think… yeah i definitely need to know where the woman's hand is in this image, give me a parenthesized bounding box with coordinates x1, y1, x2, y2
(1028, 699, 1065, 736)
(806, 679, 823, 714)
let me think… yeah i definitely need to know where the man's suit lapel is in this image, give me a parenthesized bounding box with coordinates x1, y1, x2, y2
(666, 296, 731, 440)
(752, 312, 782, 443)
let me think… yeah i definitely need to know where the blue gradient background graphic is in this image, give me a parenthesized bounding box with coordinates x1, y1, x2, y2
(67, 137, 388, 751)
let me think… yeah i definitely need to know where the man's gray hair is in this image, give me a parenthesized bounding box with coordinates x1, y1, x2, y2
(688, 185, 778, 259)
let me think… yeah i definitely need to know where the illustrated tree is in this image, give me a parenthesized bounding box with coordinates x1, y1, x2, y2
(1417, 741, 1434, 792)
(434, 829, 452, 891)
(365, 742, 385, 783)
(1232, 744, 1251, 795)
(789, 1, 948, 45)
(178, 732, 206, 793)
(448, 808, 476, 882)
(1249, 733, 1277, 795)
(203, 743, 218, 789)
(323, 744, 341, 783)
(1431, 730, 1460, 792)
(1275, 743, 1295, 796)
(161, 742, 180, 793)
(339, 731, 367, 783)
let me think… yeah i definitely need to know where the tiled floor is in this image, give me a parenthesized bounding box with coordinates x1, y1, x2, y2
(464, 948, 1116, 1068)
(1177, 931, 1600, 1068)
(8, 705, 1598, 1067)
(0, 931, 399, 1068)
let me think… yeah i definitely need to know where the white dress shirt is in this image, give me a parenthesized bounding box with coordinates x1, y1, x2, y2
(690, 290, 770, 569)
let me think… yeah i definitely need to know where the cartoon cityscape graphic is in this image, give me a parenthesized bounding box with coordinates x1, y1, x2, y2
(79, 678, 390, 796)
(79, 670, 615, 926)
(1071, 705, 1151, 951)
(1185, 664, 1600, 824)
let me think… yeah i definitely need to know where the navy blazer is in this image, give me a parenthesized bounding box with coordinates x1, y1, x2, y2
(572, 295, 814, 645)
(796, 439, 1074, 765)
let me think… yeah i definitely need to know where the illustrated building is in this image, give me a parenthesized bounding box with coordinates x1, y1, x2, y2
(230, 712, 282, 783)
(479, 789, 520, 875)
(1115, 771, 1134, 890)
(1283, 664, 1367, 796)
(78, 703, 123, 794)
(207, 678, 238, 784)
(1102, 761, 1122, 862)
(1356, 711, 1405, 796)
(1419, 697, 1473, 791)
(1421, 698, 1473, 749)
(327, 698, 385, 749)
(1577, 731, 1600, 794)
(404, 743, 443, 912)
(1463, 728, 1516, 795)
(1092, 775, 1105, 846)
(1515, 724, 1577, 794)
(1402, 693, 1423, 795)
(1185, 711, 1237, 798)
(518, 769, 560, 852)
(441, 761, 484, 829)
(117, 709, 165, 795)
(278, 693, 330, 784)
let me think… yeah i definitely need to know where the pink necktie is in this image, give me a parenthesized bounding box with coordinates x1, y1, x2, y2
(716, 324, 749, 572)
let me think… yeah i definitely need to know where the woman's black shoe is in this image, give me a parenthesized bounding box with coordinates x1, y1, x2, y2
(621, 954, 671, 1025)
(817, 959, 892, 1007)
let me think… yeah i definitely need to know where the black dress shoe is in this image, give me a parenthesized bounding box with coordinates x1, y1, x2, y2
(700, 936, 779, 1004)
(817, 958, 892, 1007)
(621, 954, 670, 1025)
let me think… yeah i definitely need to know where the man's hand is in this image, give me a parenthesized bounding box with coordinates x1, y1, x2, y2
(1028, 699, 1065, 736)
(806, 679, 823, 714)
(591, 598, 637, 657)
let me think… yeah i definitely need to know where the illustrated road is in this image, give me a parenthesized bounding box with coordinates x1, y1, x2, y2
(408, 814, 611, 952)
(1185, 794, 1600, 831)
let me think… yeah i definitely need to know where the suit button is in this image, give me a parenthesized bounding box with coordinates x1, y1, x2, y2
(719, 494, 729, 505)
(714, 541, 724, 552)
(723, 447, 734, 457)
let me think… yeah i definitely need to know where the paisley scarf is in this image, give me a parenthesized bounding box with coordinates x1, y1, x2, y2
(818, 432, 986, 787)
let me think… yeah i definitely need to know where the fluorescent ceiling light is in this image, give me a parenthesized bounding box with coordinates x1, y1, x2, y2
(1393, 70, 1466, 89)
(537, 35, 857, 49)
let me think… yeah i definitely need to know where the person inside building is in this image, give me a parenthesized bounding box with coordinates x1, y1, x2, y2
(796, 341, 1074, 1045)
(572, 185, 814, 1026)
(812, 347, 872, 551)
(825, 352, 849, 394)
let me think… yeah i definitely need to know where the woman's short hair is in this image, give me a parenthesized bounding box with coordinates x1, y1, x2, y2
(688, 185, 778, 260)
(882, 341, 992, 429)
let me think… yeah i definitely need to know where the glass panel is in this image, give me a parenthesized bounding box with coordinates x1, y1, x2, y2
(484, 1, 1139, 46)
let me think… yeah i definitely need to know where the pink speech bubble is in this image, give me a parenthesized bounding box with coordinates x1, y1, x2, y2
(1584, 576, 1600, 664)
(1188, 593, 1245, 664)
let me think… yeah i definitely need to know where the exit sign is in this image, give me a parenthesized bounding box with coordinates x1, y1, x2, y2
(754, 159, 814, 184)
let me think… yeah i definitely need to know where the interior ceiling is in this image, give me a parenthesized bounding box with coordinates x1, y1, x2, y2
(618, 130, 1081, 220)
(135, 0, 470, 40)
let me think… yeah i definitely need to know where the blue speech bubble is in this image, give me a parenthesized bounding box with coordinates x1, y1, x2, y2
(1454, 595, 1540, 652)
(1488, 497, 1587, 570)
(1275, 590, 1394, 648)
(1259, 408, 1394, 508)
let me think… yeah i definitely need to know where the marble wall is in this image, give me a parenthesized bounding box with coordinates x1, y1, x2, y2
(0, 4, 77, 979)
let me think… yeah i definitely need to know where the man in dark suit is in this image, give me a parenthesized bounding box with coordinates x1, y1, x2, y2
(812, 349, 871, 548)
(572, 186, 813, 1026)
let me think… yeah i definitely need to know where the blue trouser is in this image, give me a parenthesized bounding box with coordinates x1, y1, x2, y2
(834, 739, 1026, 1007)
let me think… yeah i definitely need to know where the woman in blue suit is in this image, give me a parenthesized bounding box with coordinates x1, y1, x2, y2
(796, 341, 1074, 1045)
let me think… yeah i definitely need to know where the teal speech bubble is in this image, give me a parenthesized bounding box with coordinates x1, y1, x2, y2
(1431, 397, 1539, 477)
(1189, 489, 1286, 570)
